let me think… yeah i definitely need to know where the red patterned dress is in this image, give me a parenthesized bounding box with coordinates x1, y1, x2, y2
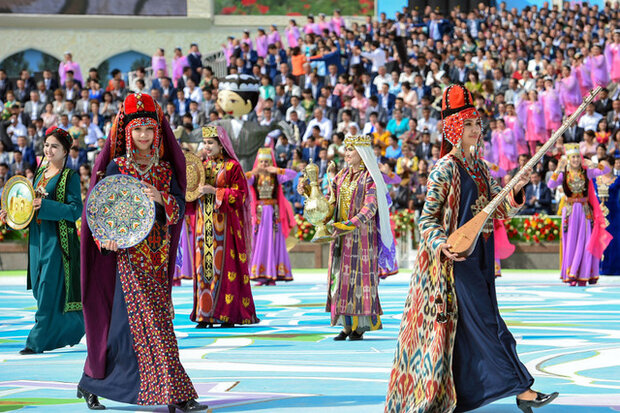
(191, 155, 259, 326)
(79, 157, 197, 405)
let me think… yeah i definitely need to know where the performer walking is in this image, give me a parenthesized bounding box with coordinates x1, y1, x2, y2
(1, 127, 84, 355)
(594, 157, 620, 275)
(548, 144, 612, 286)
(386, 84, 557, 412)
(298, 134, 396, 341)
(79, 93, 207, 412)
(191, 125, 259, 328)
(247, 147, 296, 285)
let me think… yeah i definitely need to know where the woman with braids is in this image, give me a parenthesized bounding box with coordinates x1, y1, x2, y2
(1, 127, 84, 355)
(386, 85, 558, 413)
(78, 93, 207, 412)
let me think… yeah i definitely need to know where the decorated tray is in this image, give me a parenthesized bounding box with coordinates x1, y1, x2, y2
(185, 151, 205, 202)
(1, 175, 35, 230)
(86, 175, 155, 249)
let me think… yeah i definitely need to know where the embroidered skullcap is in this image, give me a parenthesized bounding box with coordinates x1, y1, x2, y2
(564, 143, 580, 157)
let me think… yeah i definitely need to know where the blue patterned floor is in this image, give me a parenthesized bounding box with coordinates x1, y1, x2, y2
(1, 269, 619, 412)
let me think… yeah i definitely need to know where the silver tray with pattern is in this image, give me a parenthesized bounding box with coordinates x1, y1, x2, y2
(86, 175, 155, 249)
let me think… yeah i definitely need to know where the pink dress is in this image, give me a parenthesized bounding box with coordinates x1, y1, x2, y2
(58, 61, 83, 86)
(587, 55, 610, 89)
(256, 34, 268, 58)
(517, 98, 546, 154)
(151, 55, 168, 77)
(503, 115, 528, 155)
(576, 62, 593, 97)
(605, 42, 620, 83)
(285, 26, 300, 48)
(541, 89, 563, 135)
(492, 129, 518, 172)
(268, 31, 281, 48)
(556, 72, 582, 115)
(172, 55, 188, 88)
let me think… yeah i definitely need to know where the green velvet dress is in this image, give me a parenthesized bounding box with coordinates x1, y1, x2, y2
(26, 168, 84, 353)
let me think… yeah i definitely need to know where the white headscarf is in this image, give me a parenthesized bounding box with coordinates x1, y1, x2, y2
(345, 135, 394, 249)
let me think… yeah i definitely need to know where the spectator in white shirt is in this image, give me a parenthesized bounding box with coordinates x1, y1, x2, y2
(373, 66, 391, 90)
(286, 95, 306, 122)
(302, 108, 332, 141)
(183, 78, 202, 103)
(417, 107, 438, 134)
(578, 103, 603, 133)
(360, 41, 387, 74)
(81, 114, 103, 147)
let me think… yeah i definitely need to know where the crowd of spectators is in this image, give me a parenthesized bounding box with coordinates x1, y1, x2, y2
(1, 1, 620, 216)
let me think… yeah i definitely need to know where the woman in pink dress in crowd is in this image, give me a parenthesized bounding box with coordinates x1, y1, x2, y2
(587, 44, 610, 89)
(285, 20, 301, 48)
(241, 30, 253, 50)
(575, 53, 593, 97)
(330, 9, 344, 37)
(492, 118, 518, 172)
(605, 30, 620, 84)
(547, 144, 612, 286)
(255, 28, 269, 58)
(541, 78, 563, 138)
(151, 48, 168, 77)
(222, 36, 236, 67)
(172, 47, 188, 88)
(517, 90, 547, 155)
(267, 25, 281, 48)
(59, 52, 83, 86)
(556, 65, 582, 116)
(317, 13, 331, 34)
(504, 103, 529, 156)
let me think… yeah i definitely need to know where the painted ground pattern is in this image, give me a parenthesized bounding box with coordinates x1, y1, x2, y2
(0, 269, 619, 412)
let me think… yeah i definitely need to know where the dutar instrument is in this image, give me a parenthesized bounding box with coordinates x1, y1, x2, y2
(447, 86, 603, 258)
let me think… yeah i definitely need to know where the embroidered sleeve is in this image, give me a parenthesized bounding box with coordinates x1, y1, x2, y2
(215, 161, 247, 212)
(161, 193, 180, 225)
(277, 168, 297, 183)
(547, 171, 564, 189)
(587, 164, 610, 179)
(419, 161, 451, 255)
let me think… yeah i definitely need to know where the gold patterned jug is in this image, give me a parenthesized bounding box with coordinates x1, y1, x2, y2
(302, 160, 332, 242)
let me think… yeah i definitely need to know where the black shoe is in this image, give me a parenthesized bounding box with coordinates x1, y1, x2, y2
(349, 331, 364, 341)
(195, 322, 211, 329)
(77, 385, 106, 410)
(168, 399, 209, 412)
(220, 323, 235, 328)
(333, 330, 350, 341)
(19, 348, 36, 355)
(516, 391, 559, 413)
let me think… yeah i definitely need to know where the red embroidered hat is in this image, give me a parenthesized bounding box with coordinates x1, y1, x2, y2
(441, 83, 475, 119)
(123, 93, 158, 124)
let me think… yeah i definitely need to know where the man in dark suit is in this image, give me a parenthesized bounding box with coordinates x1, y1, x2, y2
(14, 80, 30, 105)
(19, 69, 36, 93)
(377, 83, 396, 117)
(522, 171, 552, 214)
(373, 144, 388, 165)
(10, 150, 31, 176)
(235, 43, 257, 76)
(297, 63, 313, 90)
(288, 110, 307, 139)
(42, 69, 59, 92)
(273, 62, 293, 87)
(157, 77, 177, 106)
(15, 135, 36, 167)
(307, 73, 324, 100)
(301, 135, 320, 163)
(415, 130, 433, 161)
(360, 72, 377, 99)
(563, 121, 584, 143)
(449, 57, 470, 84)
(365, 96, 388, 125)
(607, 99, 620, 131)
(187, 43, 203, 83)
(594, 88, 613, 115)
(412, 173, 428, 213)
(66, 146, 84, 172)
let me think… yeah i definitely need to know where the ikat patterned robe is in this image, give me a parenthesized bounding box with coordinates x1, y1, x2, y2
(385, 155, 523, 413)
